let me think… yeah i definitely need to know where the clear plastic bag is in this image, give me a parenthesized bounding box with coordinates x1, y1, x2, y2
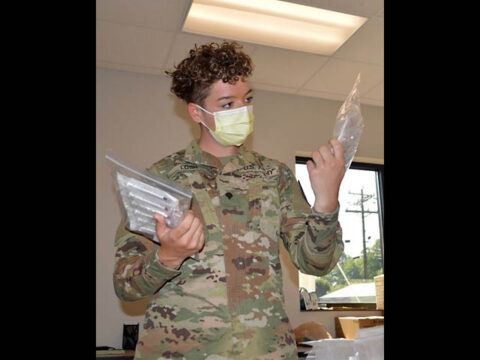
(303, 338, 356, 360)
(105, 153, 192, 241)
(333, 73, 364, 170)
(353, 326, 384, 360)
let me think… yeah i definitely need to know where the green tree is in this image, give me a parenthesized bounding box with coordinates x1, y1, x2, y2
(319, 239, 383, 295)
(322, 253, 348, 286)
(342, 256, 363, 280)
(366, 239, 383, 278)
(315, 278, 331, 297)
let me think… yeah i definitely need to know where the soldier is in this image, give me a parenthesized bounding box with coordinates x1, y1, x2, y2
(113, 41, 346, 359)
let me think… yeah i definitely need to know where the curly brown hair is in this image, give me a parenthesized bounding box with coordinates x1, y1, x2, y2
(165, 41, 254, 106)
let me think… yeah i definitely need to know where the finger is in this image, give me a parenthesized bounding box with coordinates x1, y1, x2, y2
(329, 143, 334, 154)
(182, 217, 202, 248)
(311, 149, 324, 166)
(191, 223, 205, 249)
(319, 145, 334, 162)
(154, 212, 164, 223)
(306, 160, 315, 172)
(173, 211, 195, 237)
(154, 213, 168, 239)
(154, 213, 166, 229)
(329, 138, 345, 160)
(186, 216, 202, 239)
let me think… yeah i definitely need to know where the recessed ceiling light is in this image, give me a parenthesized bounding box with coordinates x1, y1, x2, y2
(182, 0, 368, 55)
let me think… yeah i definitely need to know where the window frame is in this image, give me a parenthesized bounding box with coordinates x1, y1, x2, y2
(295, 157, 384, 311)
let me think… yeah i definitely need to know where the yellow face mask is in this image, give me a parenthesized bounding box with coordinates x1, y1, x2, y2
(195, 104, 254, 146)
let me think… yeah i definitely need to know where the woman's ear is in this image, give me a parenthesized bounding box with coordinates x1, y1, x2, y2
(187, 103, 203, 124)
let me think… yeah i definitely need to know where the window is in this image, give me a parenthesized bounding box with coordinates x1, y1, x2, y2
(295, 157, 384, 309)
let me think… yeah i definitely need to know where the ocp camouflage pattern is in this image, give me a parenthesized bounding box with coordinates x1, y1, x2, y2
(113, 140, 344, 359)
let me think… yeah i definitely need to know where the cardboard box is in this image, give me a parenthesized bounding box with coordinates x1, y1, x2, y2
(374, 274, 384, 310)
(335, 316, 384, 339)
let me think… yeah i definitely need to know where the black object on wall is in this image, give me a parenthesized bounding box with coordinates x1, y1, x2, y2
(122, 324, 139, 350)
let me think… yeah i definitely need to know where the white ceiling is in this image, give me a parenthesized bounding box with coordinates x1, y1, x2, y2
(96, 0, 384, 107)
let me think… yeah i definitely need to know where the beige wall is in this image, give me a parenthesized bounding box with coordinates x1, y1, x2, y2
(96, 67, 384, 348)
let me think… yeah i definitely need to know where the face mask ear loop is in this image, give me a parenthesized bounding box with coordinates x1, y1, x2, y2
(195, 104, 214, 131)
(195, 104, 214, 115)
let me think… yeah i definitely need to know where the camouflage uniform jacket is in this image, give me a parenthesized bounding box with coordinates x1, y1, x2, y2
(113, 140, 344, 360)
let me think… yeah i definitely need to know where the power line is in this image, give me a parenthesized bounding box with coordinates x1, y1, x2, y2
(345, 188, 379, 280)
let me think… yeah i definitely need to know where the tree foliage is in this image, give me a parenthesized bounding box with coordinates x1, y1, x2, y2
(316, 239, 383, 295)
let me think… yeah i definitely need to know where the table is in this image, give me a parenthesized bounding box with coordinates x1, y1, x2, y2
(96, 349, 135, 359)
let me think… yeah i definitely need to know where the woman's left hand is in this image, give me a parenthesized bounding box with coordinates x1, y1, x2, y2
(306, 138, 346, 213)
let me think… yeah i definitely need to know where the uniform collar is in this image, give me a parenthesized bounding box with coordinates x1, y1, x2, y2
(184, 139, 262, 173)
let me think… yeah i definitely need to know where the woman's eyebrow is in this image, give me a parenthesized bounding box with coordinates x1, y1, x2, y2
(216, 88, 253, 101)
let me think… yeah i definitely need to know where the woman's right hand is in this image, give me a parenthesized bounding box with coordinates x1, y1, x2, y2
(154, 210, 205, 269)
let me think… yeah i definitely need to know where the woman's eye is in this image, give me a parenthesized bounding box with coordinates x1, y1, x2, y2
(245, 96, 254, 103)
(222, 102, 233, 109)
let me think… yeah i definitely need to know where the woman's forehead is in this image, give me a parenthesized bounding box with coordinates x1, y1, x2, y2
(207, 79, 252, 101)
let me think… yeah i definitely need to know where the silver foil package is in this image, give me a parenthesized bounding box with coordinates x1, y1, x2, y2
(105, 153, 192, 241)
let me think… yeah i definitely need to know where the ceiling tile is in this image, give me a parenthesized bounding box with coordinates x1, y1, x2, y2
(95, 0, 383, 107)
(302, 58, 383, 96)
(361, 98, 383, 107)
(296, 89, 347, 102)
(164, 32, 257, 70)
(250, 81, 298, 95)
(249, 46, 328, 88)
(305, 0, 384, 17)
(96, 0, 190, 32)
(96, 61, 166, 76)
(363, 81, 383, 100)
(333, 17, 384, 65)
(96, 21, 175, 70)
(296, 88, 383, 106)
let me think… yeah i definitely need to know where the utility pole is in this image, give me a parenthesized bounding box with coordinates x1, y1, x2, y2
(345, 188, 378, 280)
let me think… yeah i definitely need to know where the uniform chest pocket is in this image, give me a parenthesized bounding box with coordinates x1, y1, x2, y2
(247, 177, 281, 241)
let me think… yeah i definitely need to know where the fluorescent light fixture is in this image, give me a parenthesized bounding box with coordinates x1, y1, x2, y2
(182, 0, 368, 55)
